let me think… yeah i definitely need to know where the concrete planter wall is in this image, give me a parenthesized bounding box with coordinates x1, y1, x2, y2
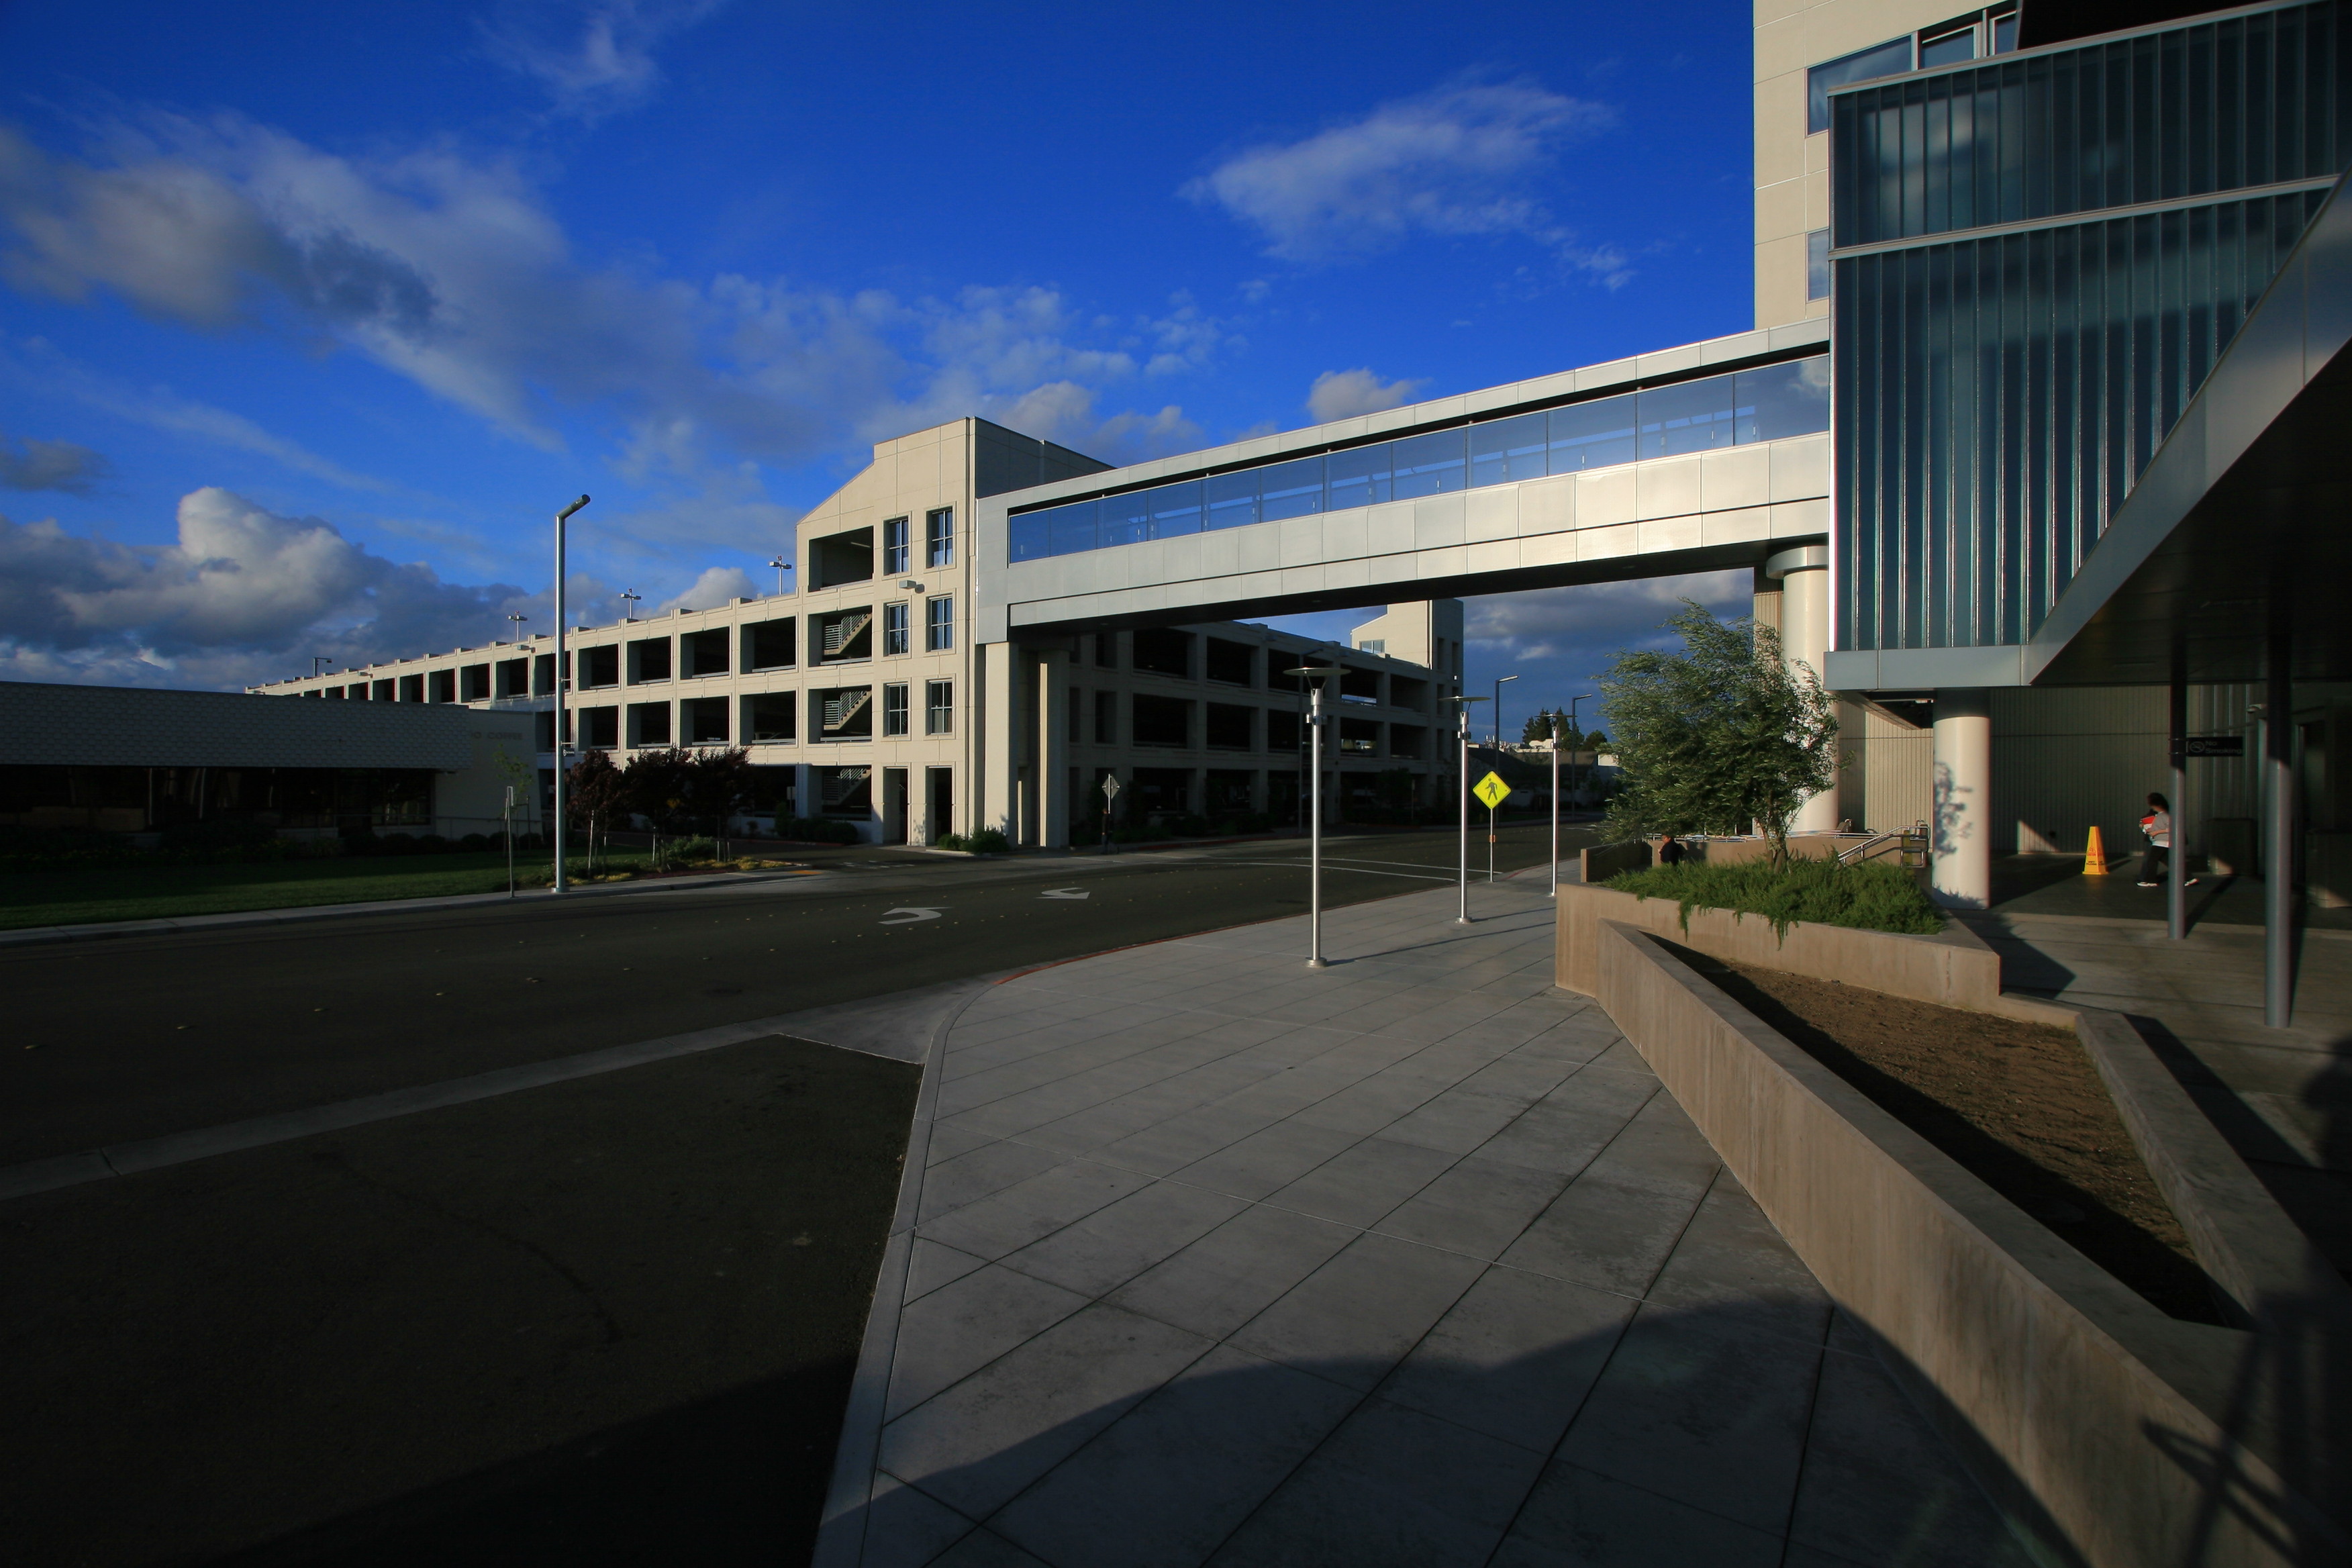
(1556, 878, 2071, 1024)
(1587, 920, 2352, 1568)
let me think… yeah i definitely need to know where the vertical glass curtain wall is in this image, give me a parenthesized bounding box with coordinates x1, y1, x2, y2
(1836, 189, 2326, 650)
(1009, 358, 1828, 564)
(1830, 1, 2352, 247)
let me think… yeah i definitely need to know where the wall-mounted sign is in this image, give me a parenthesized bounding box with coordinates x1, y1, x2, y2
(2172, 735, 2245, 759)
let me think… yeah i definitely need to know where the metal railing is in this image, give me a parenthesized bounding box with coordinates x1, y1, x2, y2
(1837, 822, 1928, 869)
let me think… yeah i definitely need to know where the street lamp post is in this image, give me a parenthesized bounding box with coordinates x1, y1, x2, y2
(619, 589, 641, 621)
(1549, 729, 1560, 899)
(550, 495, 591, 894)
(768, 556, 791, 597)
(1287, 659, 1346, 968)
(1559, 692, 1593, 894)
(1488, 675, 1517, 884)
(1447, 695, 1487, 924)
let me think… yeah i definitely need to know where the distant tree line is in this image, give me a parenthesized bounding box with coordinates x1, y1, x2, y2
(1521, 709, 1609, 750)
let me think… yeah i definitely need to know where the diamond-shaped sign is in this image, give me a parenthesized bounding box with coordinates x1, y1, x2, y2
(1473, 771, 1512, 810)
(1100, 775, 1122, 799)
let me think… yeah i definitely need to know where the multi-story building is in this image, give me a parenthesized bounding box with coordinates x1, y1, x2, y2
(252, 418, 1462, 845)
(253, 0, 2351, 935)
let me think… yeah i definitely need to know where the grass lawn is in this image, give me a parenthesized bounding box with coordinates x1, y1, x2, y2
(0, 850, 660, 930)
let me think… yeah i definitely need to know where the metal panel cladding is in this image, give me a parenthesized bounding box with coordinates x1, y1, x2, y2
(1836, 190, 2326, 650)
(1832, 1, 2352, 247)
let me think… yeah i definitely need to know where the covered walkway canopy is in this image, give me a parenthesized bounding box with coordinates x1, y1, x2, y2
(2024, 170, 2352, 1024)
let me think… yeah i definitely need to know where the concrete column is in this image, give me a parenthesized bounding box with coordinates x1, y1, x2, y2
(979, 640, 1016, 838)
(1932, 687, 1992, 910)
(1038, 656, 1070, 848)
(1767, 543, 1839, 834)
(2265, 632, 2296, 1027)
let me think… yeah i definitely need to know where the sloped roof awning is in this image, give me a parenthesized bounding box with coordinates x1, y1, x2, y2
(2026, 170, 2352, 687)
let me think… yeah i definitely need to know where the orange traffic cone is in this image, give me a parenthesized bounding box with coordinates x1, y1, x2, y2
(2083, 824, 2109, 875)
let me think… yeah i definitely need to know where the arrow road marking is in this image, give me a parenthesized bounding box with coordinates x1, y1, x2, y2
(879, 907, 946, 924)
(1040, 887, 1090, 900)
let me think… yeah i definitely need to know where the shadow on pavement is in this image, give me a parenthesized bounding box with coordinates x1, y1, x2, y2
(1, 1037, 916, 1568)
(846, 1298, 2064, 1568)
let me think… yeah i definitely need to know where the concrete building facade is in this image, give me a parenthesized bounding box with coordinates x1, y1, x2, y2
(254, 420, 1463, 847)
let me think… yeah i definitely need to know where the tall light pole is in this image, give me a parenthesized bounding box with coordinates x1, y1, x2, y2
(620, 589, 641, 622)
(1488, 675, 1517, 884)
(311, 656, 333, 678)
(769, 556, 791, 597)
(1287, 658, 1346, 968)
(1447, 695, 1486, 924)
(1565, 693, 1594, 818)
(1559, 692, 1593, 895)
(1549, 725, 1561, 899)
(550, 495, 591, 894)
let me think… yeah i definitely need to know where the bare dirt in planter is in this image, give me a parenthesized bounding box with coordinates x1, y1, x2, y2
(1665, 944, 2224, 1324)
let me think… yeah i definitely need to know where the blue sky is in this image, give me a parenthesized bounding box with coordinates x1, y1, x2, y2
(0, 0, 1756, 730)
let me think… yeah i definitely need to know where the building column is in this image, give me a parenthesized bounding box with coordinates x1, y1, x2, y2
(1767, 543, 1839, 834)
(1932, 687, 1991, 909)
(2264, 630, 2296, 1027)
(1038, 654, 1070, 848)
(979, 640, 1016, 838)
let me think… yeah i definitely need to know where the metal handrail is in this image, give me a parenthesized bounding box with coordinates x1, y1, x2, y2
(1836, 822, 1928, 866)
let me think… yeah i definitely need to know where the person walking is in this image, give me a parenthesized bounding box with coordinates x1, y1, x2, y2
(1657, 831, 1686, 867)
(2137, 792, 2199, 887)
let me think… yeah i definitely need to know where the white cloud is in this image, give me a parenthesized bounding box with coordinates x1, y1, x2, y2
(987, 381, 1204, 467)
(1463, 571, 1752, 683)
(477, 0, 728, 119)
(0, 430, 107, 492)
(657, 564, 758, 612)
(3, 344, 395, 493)
(0, 488, 536, 687)
(0, 119, 1212, 481)
(1183, 81, 1628, 282)
(1306, 368, 1425, 423)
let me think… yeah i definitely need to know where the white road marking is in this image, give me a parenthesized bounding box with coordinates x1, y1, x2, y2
(1040, 887, 1090, 900)
(879, 907, 946, 924)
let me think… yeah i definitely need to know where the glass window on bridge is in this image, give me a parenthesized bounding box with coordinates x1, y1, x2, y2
(1006, 356, 1826, 563)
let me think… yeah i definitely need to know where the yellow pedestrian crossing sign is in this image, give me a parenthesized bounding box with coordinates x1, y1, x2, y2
(1473, 771, 1512, 810)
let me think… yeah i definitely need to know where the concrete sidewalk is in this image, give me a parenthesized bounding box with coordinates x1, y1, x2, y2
(819, 881, 2027, 1567)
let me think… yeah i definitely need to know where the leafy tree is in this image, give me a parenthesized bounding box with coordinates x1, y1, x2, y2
(1598, 601, 1837, 868)
(1521, 709, 1556, 744)
(565, 749, 630, 871)
(684, 747, 756, 836)
(620, 748, 695, 834)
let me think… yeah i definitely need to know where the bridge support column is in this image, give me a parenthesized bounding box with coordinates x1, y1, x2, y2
(1767, 544, 1839, 834)
(1038, 654, 1070, 848)
(1932, 687, 1991, 910)
(979, 640, 1016, 839)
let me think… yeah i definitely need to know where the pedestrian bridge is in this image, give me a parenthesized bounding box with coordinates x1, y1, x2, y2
(975, 320, 1832, 642)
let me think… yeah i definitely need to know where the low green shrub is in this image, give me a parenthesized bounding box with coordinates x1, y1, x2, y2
(1603, 856, 1944, 938)
(965, 828, 1012, 854)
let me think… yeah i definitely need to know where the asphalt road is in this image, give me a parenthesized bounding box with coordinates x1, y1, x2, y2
(0, 819, 1588, 1567)
(4, 821, 1589, 1169)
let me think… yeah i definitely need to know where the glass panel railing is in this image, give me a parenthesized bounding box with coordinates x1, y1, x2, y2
(1206, 469, 1260, 530)
(1006, 355, 1828, 562)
